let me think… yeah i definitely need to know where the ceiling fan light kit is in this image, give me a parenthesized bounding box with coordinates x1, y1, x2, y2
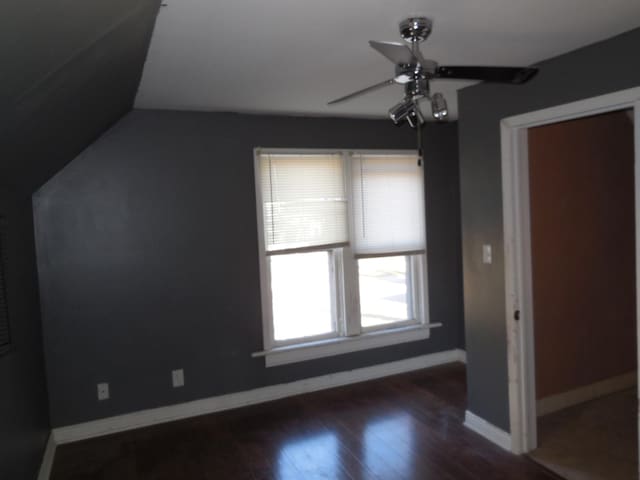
(430, 93, 448, 121)
(328, 16, 538, 127)
(389, 98, 417, 125)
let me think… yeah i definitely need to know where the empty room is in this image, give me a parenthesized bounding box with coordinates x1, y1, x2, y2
(1, 2, 639, 479)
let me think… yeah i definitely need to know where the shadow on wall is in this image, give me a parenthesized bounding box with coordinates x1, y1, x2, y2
(0, 189, 49, 480)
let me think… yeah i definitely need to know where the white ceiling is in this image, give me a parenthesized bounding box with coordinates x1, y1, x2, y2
(135, 0, 640, 120)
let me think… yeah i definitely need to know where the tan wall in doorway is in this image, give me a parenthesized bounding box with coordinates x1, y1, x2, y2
(529, 110, 636, 400)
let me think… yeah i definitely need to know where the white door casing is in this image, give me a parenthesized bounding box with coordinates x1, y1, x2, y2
(500, 87, 640, 455)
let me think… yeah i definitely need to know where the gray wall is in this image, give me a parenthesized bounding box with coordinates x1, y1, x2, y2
(0, 189, 49, 480)
(34, 110, 464, 427)
(458, 27, 640, 430)
(1, 1, 159, 476)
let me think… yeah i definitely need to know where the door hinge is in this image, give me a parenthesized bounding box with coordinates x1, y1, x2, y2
(514, 310, 520, 321)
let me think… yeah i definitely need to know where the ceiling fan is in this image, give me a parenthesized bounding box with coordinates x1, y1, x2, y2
(328, 17, 538, 126)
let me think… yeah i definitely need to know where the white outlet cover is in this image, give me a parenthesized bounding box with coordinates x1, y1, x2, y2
(172, 369, 185, 388)
(482, 244, 492, 264)
(97, 382, 109, 401)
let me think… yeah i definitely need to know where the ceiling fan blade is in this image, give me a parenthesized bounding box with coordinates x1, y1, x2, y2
(369, 41, 416, 65)
(411, 47, 438, 74)
(436, 66, 538, 84)
(328, 78, 396, 105)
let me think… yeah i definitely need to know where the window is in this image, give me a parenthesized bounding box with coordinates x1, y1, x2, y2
(359, 255, 413, 329)
(270, 251, 335, 341)
(254, 150, 437, 366)
(0, 217, 10, 356)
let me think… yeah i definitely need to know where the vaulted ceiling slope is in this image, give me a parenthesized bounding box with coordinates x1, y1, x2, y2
(0, 0, 161, 192)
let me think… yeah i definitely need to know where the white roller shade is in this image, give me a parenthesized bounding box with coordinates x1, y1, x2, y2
(351, 153, 426, 257)
(260, 153, 348, 254)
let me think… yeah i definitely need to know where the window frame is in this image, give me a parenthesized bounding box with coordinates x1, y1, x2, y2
(253, 148, 439, 367)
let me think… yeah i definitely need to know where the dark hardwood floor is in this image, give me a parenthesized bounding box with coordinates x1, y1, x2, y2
(51, 363, 561, 479)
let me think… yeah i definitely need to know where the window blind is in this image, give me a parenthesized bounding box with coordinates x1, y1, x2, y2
(0, 217, 10, 353)
(351, 153, 426, 257)
(260, 153, 348, 254)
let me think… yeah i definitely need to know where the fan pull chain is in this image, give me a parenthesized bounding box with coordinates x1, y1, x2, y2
(417, 119, 423, 167)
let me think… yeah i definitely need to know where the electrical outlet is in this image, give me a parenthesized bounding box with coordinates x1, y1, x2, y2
(172, 369, 184, 388)
(482, 244, 492, 264)
(97, 382, 109, 401)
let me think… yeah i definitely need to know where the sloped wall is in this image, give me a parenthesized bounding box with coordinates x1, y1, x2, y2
(0, 1, 160, 477)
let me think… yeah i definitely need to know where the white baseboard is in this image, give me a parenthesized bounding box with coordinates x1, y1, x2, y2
(464, 410, 512, 451)
(53, 348, 466, 444)
(537, 371, 637, 417)
(457, 349, 467, 364)
(37, 433, 56, 480)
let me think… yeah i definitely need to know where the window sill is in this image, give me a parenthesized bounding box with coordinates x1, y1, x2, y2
(252, 323, 442, 367)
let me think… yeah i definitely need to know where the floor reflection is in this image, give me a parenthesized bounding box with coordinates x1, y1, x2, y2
(277, 430, 339, 479)
(364, 413, 415, 478)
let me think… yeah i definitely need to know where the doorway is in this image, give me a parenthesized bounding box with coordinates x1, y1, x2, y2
(500, 87, 640, 466)
(525, 109, 637, 479)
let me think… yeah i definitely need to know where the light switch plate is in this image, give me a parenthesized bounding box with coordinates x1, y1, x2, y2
(172, 369, 185, 388)
(482, 244, 492, 264)
(97, 382, 109, 401)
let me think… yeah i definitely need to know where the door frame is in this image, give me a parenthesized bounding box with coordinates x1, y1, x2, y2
(500, 87, 640, 454)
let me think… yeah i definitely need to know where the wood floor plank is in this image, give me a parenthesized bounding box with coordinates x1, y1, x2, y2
(51, 363, 560, 480)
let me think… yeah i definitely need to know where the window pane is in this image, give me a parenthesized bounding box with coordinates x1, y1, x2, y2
(359, 256, 410, 328)
(270, 251, 334, 341)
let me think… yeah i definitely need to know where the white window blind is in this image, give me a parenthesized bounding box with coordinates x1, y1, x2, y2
(260, 153, 348, 254)
(351, 153, 426, 257)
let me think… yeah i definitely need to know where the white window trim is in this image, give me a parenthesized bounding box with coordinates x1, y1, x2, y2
(253, 148, 438, 367)
(252, 323, 442, 367)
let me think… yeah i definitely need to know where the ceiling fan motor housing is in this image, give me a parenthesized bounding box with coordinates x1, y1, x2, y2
(399, 17, 433, 43)
(405, 78, 429, 100)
